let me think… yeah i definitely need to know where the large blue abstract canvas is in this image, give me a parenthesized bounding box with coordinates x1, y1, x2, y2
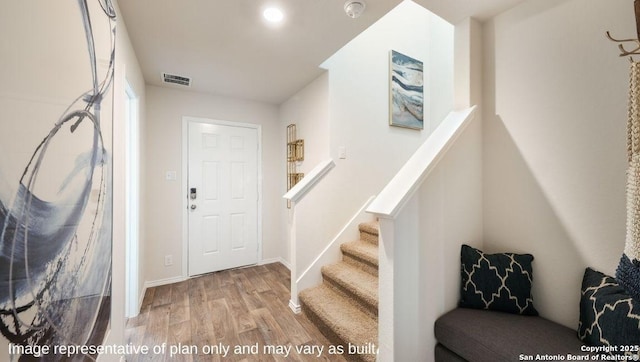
(0, 1, 115, 360)
(390, 50, 424, 130)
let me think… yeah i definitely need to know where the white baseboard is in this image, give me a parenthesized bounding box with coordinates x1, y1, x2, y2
(137, 285, 147, 313)
(289, 299, 301, 314)
(259, 257, 291, 270)
(144, 275, 188, 289)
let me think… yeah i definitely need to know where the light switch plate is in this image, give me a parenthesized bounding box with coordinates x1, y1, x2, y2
(338, 146, 347, 159)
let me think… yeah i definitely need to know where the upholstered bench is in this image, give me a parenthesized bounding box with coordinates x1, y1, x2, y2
(434, 308, 589, 362)
(437, 245, 640, 361)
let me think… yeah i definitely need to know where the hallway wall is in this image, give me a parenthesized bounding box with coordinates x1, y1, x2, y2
(143, 86, 284, 283)
(482, 0, 629, 327)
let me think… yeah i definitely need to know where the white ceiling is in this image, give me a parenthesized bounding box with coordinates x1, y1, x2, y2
(118, 0, 526, 105)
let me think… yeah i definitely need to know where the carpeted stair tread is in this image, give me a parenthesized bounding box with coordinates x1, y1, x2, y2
(358, 222, 379, 245)
(299, 285, 378, 362)
(341, 240, 378, 268)
(321, 262, 378, 315)
(299, 220, 379, 361)
(358, 222, 379, 235)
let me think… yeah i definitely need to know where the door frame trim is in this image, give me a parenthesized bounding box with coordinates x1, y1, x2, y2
(181, 116, 263, 278)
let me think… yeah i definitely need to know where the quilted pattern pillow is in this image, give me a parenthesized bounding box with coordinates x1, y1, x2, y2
(459, 244, 538, 315)
(578, 268, 640, 349)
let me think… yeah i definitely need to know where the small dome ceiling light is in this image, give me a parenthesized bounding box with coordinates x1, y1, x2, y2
(263, 7, 285, 23)
(344, 1, 366, 19)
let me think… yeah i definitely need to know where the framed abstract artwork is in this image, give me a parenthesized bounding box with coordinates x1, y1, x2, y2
(0, 1, 116, 359)
(390, 50, 424, 130)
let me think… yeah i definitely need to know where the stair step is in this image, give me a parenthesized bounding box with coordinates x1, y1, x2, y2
(358, 222, 379, 245)
(341, 240, 378, 276)
(322, 262, 378, 318)
(299, 285, 378, 362)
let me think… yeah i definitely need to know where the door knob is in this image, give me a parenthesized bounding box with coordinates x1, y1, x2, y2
(190, 204, 197, 210)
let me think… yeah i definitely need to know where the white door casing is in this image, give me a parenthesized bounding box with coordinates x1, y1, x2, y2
(186, 119, 260, 276)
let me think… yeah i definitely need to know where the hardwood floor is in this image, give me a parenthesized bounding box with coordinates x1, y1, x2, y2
(124, 263, 347, 361)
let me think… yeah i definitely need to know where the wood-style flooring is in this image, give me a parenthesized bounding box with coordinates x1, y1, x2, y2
(124, 263, 347, 361)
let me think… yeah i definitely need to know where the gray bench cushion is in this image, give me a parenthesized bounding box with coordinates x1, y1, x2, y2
(435, 308, 588, 362)
(435, 344, 467, 362)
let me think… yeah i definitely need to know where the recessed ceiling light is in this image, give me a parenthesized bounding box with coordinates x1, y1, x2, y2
(263, 7, 284, 23)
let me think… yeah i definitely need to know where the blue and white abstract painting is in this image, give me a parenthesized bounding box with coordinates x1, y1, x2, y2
(0, 1, 115, 360)
(390, 50, 424, 130)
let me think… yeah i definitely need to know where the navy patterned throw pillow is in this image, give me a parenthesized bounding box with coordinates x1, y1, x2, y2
(616, 254, 640, 302)
(459, 244, 538, 315)
(578, 268, 640, 349)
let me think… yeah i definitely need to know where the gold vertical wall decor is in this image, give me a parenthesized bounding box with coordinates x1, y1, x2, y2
(287, 124, 304, 208)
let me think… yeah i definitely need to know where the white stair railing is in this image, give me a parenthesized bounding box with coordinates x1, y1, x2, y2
(283, 158, 335, 312)
(367, 106, 476, 219)
(366, 106, 480, 361)
(283, 159, 335, 203)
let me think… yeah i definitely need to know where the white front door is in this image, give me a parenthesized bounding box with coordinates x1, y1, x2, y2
(188, 121, 259, 276)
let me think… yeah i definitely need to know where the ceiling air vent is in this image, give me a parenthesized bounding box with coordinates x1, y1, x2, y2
(162, 72, 191, 87)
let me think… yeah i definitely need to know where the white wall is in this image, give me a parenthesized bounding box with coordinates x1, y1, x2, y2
(279, 72, 330, 175)
(278, 73, 330, 265)
(286, 0, 455, 283)
(483, 0, 629, 328)
(373, 14, 483, 359)
(109, 0, 147, 356)
(143, 86, 283, 283)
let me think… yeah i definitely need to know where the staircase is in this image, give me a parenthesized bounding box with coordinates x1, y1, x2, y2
(299, 222, 379, 362)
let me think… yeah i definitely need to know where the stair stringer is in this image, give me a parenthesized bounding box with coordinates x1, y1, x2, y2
(289, 195, 376, 313)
